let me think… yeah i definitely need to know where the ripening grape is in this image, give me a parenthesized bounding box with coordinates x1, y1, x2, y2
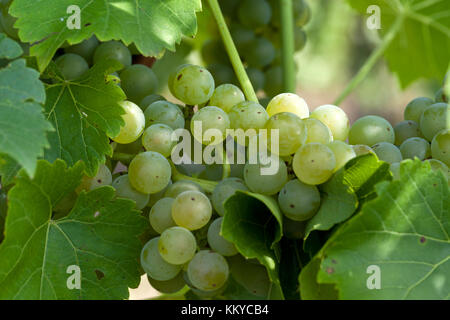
(404, 97, 434, 123)
(191, 106, 231, 145)
(348, 115, 395, 146)
(419, 103, 449, 141)
(147, 273, 186, 294)
(158, 226, 197, 265)
(265, 112, 307, 156)
(431, 129, 450, 166)
(165, 180, 204, 198)
(394, 120, 423, 146)
(141, 237, 181, 281)
(142, 124, 176, 157)
(111, 101, 145, 144)
(399, 137, 431, 161)
(228, 102, 269, 145)
(93, 41, 132, 69)
(352, 144, 374, 156)
(55, 53, 89, 80)
(310, 105, 350, 141)
(212, 178, 249, 217)
(427, 159, 449, 179)
(238, 0, 272, 29)
(209, 84, 245, 113)
(172, 191, 212, 230)
(293, 143, 336, 185)
(244, 156, 288, 195)
(304, 118, 333, 144)
(120, 64, 158, 104)
(242, 37, 276, 69)
(207, 217, 238, 256)
(144, 101, 185, 130)
(278, 179, 320, 221)
(128, 151, 171, 194)
(170, 64, 215, 105)
(112, 174, 150, 210)
(77, 164, 112, 193)
(372, 142, 403, 164)
(65, 36, 99, 64)
(230, 24, 255, 51)
(266, 93, 309, 119)
(187, 250, 229, 292)
(140, 94, 166, 111)
(149, 198, 177, 234)
(228, 255, 270, 297)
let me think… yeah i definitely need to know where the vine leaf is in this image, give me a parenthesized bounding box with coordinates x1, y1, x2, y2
(44, 59, 126, 176)
(347, 0, 450, 87)
(0, 160, 148, 299)
(300, 160, 450, 300)
(0, 33, 53, 179)
(9, 0, 202, 71)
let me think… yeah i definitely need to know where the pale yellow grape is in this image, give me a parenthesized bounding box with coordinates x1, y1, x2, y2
(111, 101, 145, 144)
(171, 191, 212, 230)
(304, 118, 333, 144)
(158, 226, 197, 265)
(128, 151, 171, 194)
(266, 93, 309, 119)
(149, 197, 176, 234)
(209, 84, 245, 113)
(140, 237, 181, 281)
(76, 164, 112, 193)
(293, 143, 336, 185)
(142, 124, 176, 157)
(187, 250, 229, 291)
(310, 105, 350, 141)
(327, 141, 356, 171)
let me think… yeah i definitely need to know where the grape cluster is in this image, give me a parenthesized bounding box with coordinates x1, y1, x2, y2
(204, 0, 311, 100)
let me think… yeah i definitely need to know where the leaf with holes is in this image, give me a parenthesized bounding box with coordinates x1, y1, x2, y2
(0, 160, 148, 299)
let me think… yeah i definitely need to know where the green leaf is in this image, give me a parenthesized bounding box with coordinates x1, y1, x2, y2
(300, 160, 450, 300)
(279, 238, 302, 300)
(0, 35, 53, 177)
(0, 160, 148, 299)
(0, 153, 20, 186)
(44, 60, 126, 176)
(298, 258, 339, 300)
(0, 189, 6, 243)
(10, 0, 202, 71)
(305, 154, 391, 238)
(220, 276, 265, 300)
(222, 191, 283, 289)
(347, 0, 450, 87)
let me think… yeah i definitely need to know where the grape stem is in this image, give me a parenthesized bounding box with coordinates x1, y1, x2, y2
(280, 0, 296, 93)
(220, 147, 231, 180)
(169, 161, 218, 193)
(334, 15, 404, 105)
(206, 0, 259, 102)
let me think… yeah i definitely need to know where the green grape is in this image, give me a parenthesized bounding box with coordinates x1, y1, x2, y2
(348, 115, 395, 146)
(149, 197, 176, 234)
(266, 93, 309, 119)
(207, 64, 237, 86)
(352, 144, 374, 156)
(111, 101, 145, 144)
(209, 84, 245, 113)
(142, 124, 176, 157)
(238, 0, 272, 29)
(201, 39, 228, 65)
(147, 181, 172, 208)
(229, 102, 269, 144)
(404, 97, 434, 123)
(165, 180, 204, 198)
(141, 237, 181, 281)
(327, 141, 356, 171)
(310, 105, 350, 141)
(295, 0, 311, 27)
(283, 217, 307, 240)
(114, 137, 144, 155)
(265, 112, 307, 156)
(427, 159, 449, 179)
(372, 142, 403, 164)
(120, 64, 158, 104)
(65, 36, 99, 64)
(394, 120, 423, 146)
(128, 151, 171, 194)
(293, 143, 336, 185)
(207, 217, 238, 256)
(435, 88, 448, 103)
(55, 53, 89, 80)
(112, 174, 150, 210)
(304, 118, 333, 144)
(230, 24, 255, 51)
(93, 41, 132, 69)
(76, 164, 112, 193)
(190, 106, 230, 145)
(419, 103, 449, 141)
(147, 273, 186, 294)
(187, 250, 229, 292)
(139, 94, 166, 111)
(278, 179, 320, 221)
(212, 178, 249, 217)
(263, 65, 283, 97)
(399, 137, 431, 161)
(244, 156, 288, 195)
(431, 129, 450, 166)
(228, 255, 270, 297)
(243, 37, 275, 68)
(172, 191, 212, 230)
(390, 162, 401, 180)
(158, 226, 197, 265)
(247, 67, 266, 91)
(144, 101, 185, 130)
(169, 64, 215, 105)
(294, 27, 307, 51)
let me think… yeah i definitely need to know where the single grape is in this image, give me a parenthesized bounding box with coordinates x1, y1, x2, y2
(394, 120, 423, 146)
(120, 64, 158, 104)
(170, 64, 215, 105)
(172, 191, 212, 230)
(327, 141, 357, 171)
(149, 197, 176, 234)
(141, 237, 181, 281)
(278, 179, 320, 221)
(111, 101, 145, 144)
(293, 143, 336, 185)
(348, 115, 395, 146)
(209, 84, 245, 113)
(144, 101, 185, 130)
(190, 106, 231, 145)
(310, 105, 350, 141)
(212, 178, 249, 216)
(419, 103, 449, 141)
(247, 67, 266, 91)
(158, 226, 197, 265)
(372, 142, 403, 164)
(352, 144, 374, 156)
(238, 0, 272, 29)
(207, 217, 238, 256)
(228, 255, 270, 297)
(230, 24, 255, 51)
(390, 162, 401, 180)
(55, 53, 89, 80)
(304, 118, 333, 144)
(187, 250, 229, 292)
(266, 93, 309, 119)
(139, 94, 166, 111)
(295, 0, 312, 27)
(244, 156, 288, 195)
(229, 102, 269, 144)
(294, 27, 307, 51)
(201, 39, 228, 65)
(207, 64, 237, 86)
(164, 180, 204, 198)
(404, 97, 434, 123)
(65, 36, 99, 64)
(147, 272, 186, 294)
(93, 41, 132, 69)
(112, 174, 150, 210)
(283, 217, 307, 240)
(265, 112, 307, 156)
(128, 151, 171, 194)
(399, 137, 431, 161)
(243, 37, 276, 69)
(142, 124, 176, 157)
(76, 164, 112, 192)
(263, 65, 283, 97)
(431, 129, 450, 166)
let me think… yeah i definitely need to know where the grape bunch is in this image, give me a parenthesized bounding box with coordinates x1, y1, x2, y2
(204, 0, 311, 100)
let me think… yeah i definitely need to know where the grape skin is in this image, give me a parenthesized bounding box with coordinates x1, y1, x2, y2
(144, 101, 185, 130)
(348, 115, 395, 146)
(278, 179, 320, 221)
(228, 102, 269, 144)
(209, 84, 245, 113)
(265, 112, 307, 156)
(112, 174, 149, 210)
(190, 106, 231, 145)
(149, 197, 176, 234)
(207, 217, 238, 256)
(293, 143, 336, 185)
(238, 0, 272, 29)
(140, 94, 166, 111)
(431, 129, 450, 166)
(266, 93, 309, 119)
(372, 142, 403, 164)
(187, 250, 229, 292)
(165, 180, 204, 198)
(212, 178, 249, 217)
(128, 151, 171, 194)
(419, 103, 449, 141)
(304, 118, 333, 144)
(65, 36, 99, 64)
(158, 226, 197, 265)
(141, 237, 181, 281)
(171, 191, 212, 230)
(120, 64, 158, 104)
(55, 53, 89, 80)
(244, 157, 288, 195)
(404, 97, 434, 123)
(393, 120, 423, 146)
(93, 41, 132, 70)
(142, 124, 176, 157)
(327, 141, 356, 171)
(310, 105, 350, 141)
(399, 137, 431, 161)
(111, 101, 145, 144)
